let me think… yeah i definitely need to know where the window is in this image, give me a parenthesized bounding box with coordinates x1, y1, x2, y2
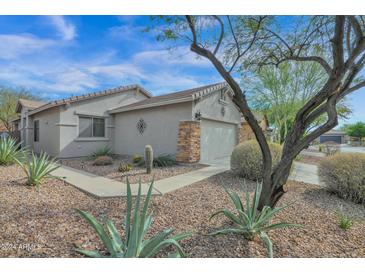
(93, 118, 105, 137)
(34, 120, 39, 142)
(78, 116, 105, 138)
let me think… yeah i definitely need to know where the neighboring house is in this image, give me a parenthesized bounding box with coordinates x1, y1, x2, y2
(319, 129, 347, 144)
(0, 122, 8, 138)
(13, 83, 266, 164)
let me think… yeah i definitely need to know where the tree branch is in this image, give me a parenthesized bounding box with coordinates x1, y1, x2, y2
(212, 16, 224, 55)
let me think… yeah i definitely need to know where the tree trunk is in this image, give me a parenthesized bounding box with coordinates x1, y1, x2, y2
(258, 159, 293, 209)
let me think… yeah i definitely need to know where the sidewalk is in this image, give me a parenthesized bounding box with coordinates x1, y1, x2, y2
(289, 161, 322, 186)
(51, 162, 230, 198)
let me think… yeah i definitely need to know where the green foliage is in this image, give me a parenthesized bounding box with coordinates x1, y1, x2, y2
(138, 154, 177, 168)
(345, 122, 365, 143)
(337, 213, 353, 230)
(92, 146, 112, 158)
(319, 153, 365, 204)
(210, 182, 300, 258)
(0, 136, 26, 165)
(244, 61, 351, 143)
(16, 151, 59, 187)
(118, 163, 133, 173)
(0, 86, 44, 131)
(153, 154, 177, 167)
(75, 180, 191, 258)
(231, 140, 282, 181)
(93, 156, 113, 166)
(132, 154, 143, 164)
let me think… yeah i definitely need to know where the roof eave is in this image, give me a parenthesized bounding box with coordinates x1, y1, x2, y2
(108, 96, 193, 114)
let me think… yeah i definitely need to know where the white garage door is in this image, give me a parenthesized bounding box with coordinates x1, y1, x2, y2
(200, 119, 237, 164)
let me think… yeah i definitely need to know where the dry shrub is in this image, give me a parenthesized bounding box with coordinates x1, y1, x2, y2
(319, 153, 365, 204)
(93, 155, 113, 166)
(231, 140, 282, 181)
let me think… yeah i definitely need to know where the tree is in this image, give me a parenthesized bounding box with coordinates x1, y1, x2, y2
(345, 122, 365, 144)
(245, 61, 352, 143)
(152, 16, 365, 209)
(0, 87, 43, 132)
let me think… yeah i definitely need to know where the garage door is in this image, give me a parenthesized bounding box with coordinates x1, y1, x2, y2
(320, 135, 342, 144)
(200, 119, 237, 163)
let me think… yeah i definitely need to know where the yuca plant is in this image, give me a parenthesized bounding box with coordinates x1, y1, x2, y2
(75, 180, 191, 258)
(16, 151, 59, 187)
(0, 137, 26, 166)
(209, 182, 300, 258)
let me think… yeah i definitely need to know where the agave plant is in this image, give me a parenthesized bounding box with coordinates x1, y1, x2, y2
(0, 136, 26, 166)
(16, 151, 59, 187)
(75, 180, 191, 258)
(92, 146, 112, 158)
(210, 181, 301, 258)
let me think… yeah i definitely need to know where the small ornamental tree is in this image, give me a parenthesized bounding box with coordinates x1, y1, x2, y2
(151, 16, 365, 209)
(345, 122, 365, 144)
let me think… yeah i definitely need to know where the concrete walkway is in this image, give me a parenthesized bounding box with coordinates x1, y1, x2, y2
(52, 158, 321, 198)
(289, 161, 322, 186)
(51, 162, 230, 198)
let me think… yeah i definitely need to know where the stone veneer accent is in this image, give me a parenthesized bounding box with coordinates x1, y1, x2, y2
(238, 120, 268, 143)
(176, 121, 200, 163)
(238, 122, 255, 143)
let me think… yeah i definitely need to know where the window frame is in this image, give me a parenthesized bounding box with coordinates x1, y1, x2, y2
(34, 120, 40, 142)
(78, 115, 106, 138)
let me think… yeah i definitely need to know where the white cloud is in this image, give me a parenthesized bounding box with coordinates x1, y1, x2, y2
(133, 47, 210, 67)
(0, 34, 54, 60)
(48, 16, 76, 41)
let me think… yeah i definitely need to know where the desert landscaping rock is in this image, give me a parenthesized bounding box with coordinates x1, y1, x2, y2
(1, 165, 364, 258)
(61, 156, 206, 184)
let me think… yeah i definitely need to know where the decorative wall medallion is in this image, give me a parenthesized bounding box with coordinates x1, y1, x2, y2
(221, 106, 226, 117)
(136, 118, 147, 135)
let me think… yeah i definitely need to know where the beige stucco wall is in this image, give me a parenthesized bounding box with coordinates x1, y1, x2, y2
(30, 108, 61, 156)
(57, 89, 147, 158)
(113, 102, 192, 156)
(192, 90, 241, 125)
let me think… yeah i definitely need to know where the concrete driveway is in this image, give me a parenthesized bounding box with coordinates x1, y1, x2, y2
(339, 144, 365, 153)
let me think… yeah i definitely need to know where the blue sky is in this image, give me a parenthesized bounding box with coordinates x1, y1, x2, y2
(0, 15, 364, 124)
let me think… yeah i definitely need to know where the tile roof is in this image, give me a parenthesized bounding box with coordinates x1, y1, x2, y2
(16, 98, 46, 112)
(28, 84, 152, 116)
(109, 82, 228, 113)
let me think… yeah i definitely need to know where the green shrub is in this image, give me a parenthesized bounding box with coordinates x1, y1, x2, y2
(16, 151, 59, 187)
(337, 213, 353, 230)
(118, 163, 133, 173)
(75, 180, 191, 258)
(137, 154, 177, 168)
(210, 181, 300, 258)
(153, 154, 176, 167)
(92, 146, 112, 158)
(0, 137, 26, 166)
(132, 154, 142, 164)
(230, 140, 282, 181)
(318, 153, 365, 204)
(93, 156, 113, 166)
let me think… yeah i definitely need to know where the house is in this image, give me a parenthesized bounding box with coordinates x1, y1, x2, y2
(13, 83, 267, 164)
(0, 122, 8, 138)
(319, 129, 347, 144)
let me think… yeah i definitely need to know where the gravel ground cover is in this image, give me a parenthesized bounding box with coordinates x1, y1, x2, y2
(0, 165, 364, 258)
(61, 155, 206, 184)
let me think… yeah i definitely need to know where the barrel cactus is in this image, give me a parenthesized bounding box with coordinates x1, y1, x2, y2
(145, 145, 153, 174)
